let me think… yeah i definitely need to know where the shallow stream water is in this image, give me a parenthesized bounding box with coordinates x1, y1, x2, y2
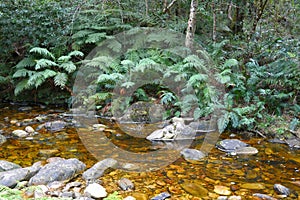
(0, 104, 299, 199)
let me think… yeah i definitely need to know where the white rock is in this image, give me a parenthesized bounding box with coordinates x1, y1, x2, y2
(124, 196, 136, 200)
(146, 129, 164, 140)
(25, 126, 35, 133)
(34, 185, 49, 199)
(12, 130, 29, 137)
(84, 183, 107, 198)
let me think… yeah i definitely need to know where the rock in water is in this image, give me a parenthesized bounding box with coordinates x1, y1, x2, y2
(29, 158, 86, 185)
(82, 158, 117, 182)
(180, 182, 208, 197)
(0, 135, 6, 145)
(12, 130, 29, 137)
(216, 139, 248, 152)
(253, 193, 277, 200)
(151, 192, 171, 200)
(118, 178, 134, 191)
(44, 120, 67, 132)
(0, 161, 42, 188)
(180, 148, 206, 161)
(274, 184, 290, 196)
(84, 183, 107, 198)
(0, 160, 21, 172)
(231, 147, 258, 155)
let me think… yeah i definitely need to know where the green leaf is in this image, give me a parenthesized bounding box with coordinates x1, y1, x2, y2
(14, 79, 29, 95)
(35, 59, 57, 70)
(218, 112, 230, 133)
(30, 47, 55, 60)
(13, 69, 34, 78)
(85, 32, 107, 43)
(223, 59, 238, 67)
(193, 107, 202, 120)
(230, 112, 239, 128)
(59, 61, 77, 73)
(57, 55, 71, 63)
(54, 72, 68, 89)
(15, 57, 35, 69)
(68, 50, 84, 57)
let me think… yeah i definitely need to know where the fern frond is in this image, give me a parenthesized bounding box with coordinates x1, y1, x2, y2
(42, 69, 57, 79)
(14, 79, 29, 95)
(13, 69, 34, 78)
(183, 55, 206, 72)
(68, 50, 84, 57)
(59, 61, 77, 73)
(57, 55, 71, 63)
(35, 59, 57, 70)
(97, 73, 123, 84)
(85, 32, 107, 44)
(15, 57, 35, 69)
(188, 74, 208, 86)
(27, 72, 45, 88)
(30, 47, 55, 60)
(223, 58, 239, 68)
(71, 30, 94, 39)
(54, 72, 68, 89)
(121, 81, 135, 88)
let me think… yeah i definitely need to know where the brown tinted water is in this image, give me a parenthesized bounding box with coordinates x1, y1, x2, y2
(0, 104, 299, 199)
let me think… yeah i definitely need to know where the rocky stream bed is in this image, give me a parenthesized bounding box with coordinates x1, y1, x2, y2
(0, 103, 299, 199)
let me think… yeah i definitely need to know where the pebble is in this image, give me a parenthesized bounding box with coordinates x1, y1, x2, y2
(241, 183, 265, 190)
(118, 178, 134, 191)
(84, 183, 107, 198)
(131, 192, 148, 200)
(274, 184, 290, 196)
(214, 185, 231, 195)
(12, 129, 29, 137)
(124, 196, 136, 200)
(25, 126, 35, 134)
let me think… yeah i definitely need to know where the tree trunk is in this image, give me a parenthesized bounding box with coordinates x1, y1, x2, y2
(249, 0, 268, 40)
(185, 0, 198, 49)
(212, 1, 217, 42)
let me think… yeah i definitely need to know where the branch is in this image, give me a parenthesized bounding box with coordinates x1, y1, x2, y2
(163, 0, 177, 14)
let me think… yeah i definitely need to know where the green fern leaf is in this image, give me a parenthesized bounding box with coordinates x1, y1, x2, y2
(188, 74, 208, 86)
(68, 50, 84, 57)
(13, 69, 34, 78)
(15, 57, 35, 69)
(28, 72, 45, 88)
(59, 61, 77, 73)
(30, 47, 55, 60)
(224, 59, 238, 67)
(54, 72, 68, 89)
(42, 69, 57, 79)
(35, 59, 57, 70)
(57, 55, 71, 63)
(107, 40, 122, 53)
(71, 30, 94, 39)
(218, 112, 230, 133)
(230, 112, 239, 128)
(14, 79, 29, 95)
(85, 32, 107, 43)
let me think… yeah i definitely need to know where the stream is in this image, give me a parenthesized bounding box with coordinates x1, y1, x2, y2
(0, 103, 299, 199)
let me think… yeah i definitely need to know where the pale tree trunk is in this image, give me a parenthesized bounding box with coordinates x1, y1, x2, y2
(145, 0, 149, 17)
(163, 0, 177, 14)
(185, 0, 198, 49)
(249, 0, 268, 40)
(212, 1, 217, 42)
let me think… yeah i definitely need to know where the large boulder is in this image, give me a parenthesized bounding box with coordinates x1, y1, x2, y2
(82, 158, 117, 182)
(0, 160, 21, 172)
(29, 158, 86, 185)
(0, 161, 42, 188)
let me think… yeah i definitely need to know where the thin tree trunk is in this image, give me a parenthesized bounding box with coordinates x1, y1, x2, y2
(163, 0, 177, 14)
(185, 0, 198, 49)
(145, 0, 149, 17)
(249, 0, 268, 40)
(212, 1, 217, 42)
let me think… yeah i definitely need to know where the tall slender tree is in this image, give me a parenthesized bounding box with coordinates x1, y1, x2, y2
(185, 0, 198, 49)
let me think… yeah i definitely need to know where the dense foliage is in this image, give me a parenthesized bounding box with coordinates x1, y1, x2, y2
(0, 0, 299, 135)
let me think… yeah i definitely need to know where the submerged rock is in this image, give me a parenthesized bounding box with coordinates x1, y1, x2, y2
(150, 192, 171, 200)
(0, 160, 21, 172)
(12, 129, 29, 138)
(180, 182, 208, 197)
(180, 148, 206, 161)
(82, 158, 117, 182)
(274, 184, 290, 196)
(44, 120, 67, 132)
(253, 193, 277, 200)
(0, 161, 42, 188)
(216, 139, 248, 152)
(29, 158, 86, 185)
(118, 178, 134, 191)
(0, 135, 6, 145)
(230, 147, 258, 155)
